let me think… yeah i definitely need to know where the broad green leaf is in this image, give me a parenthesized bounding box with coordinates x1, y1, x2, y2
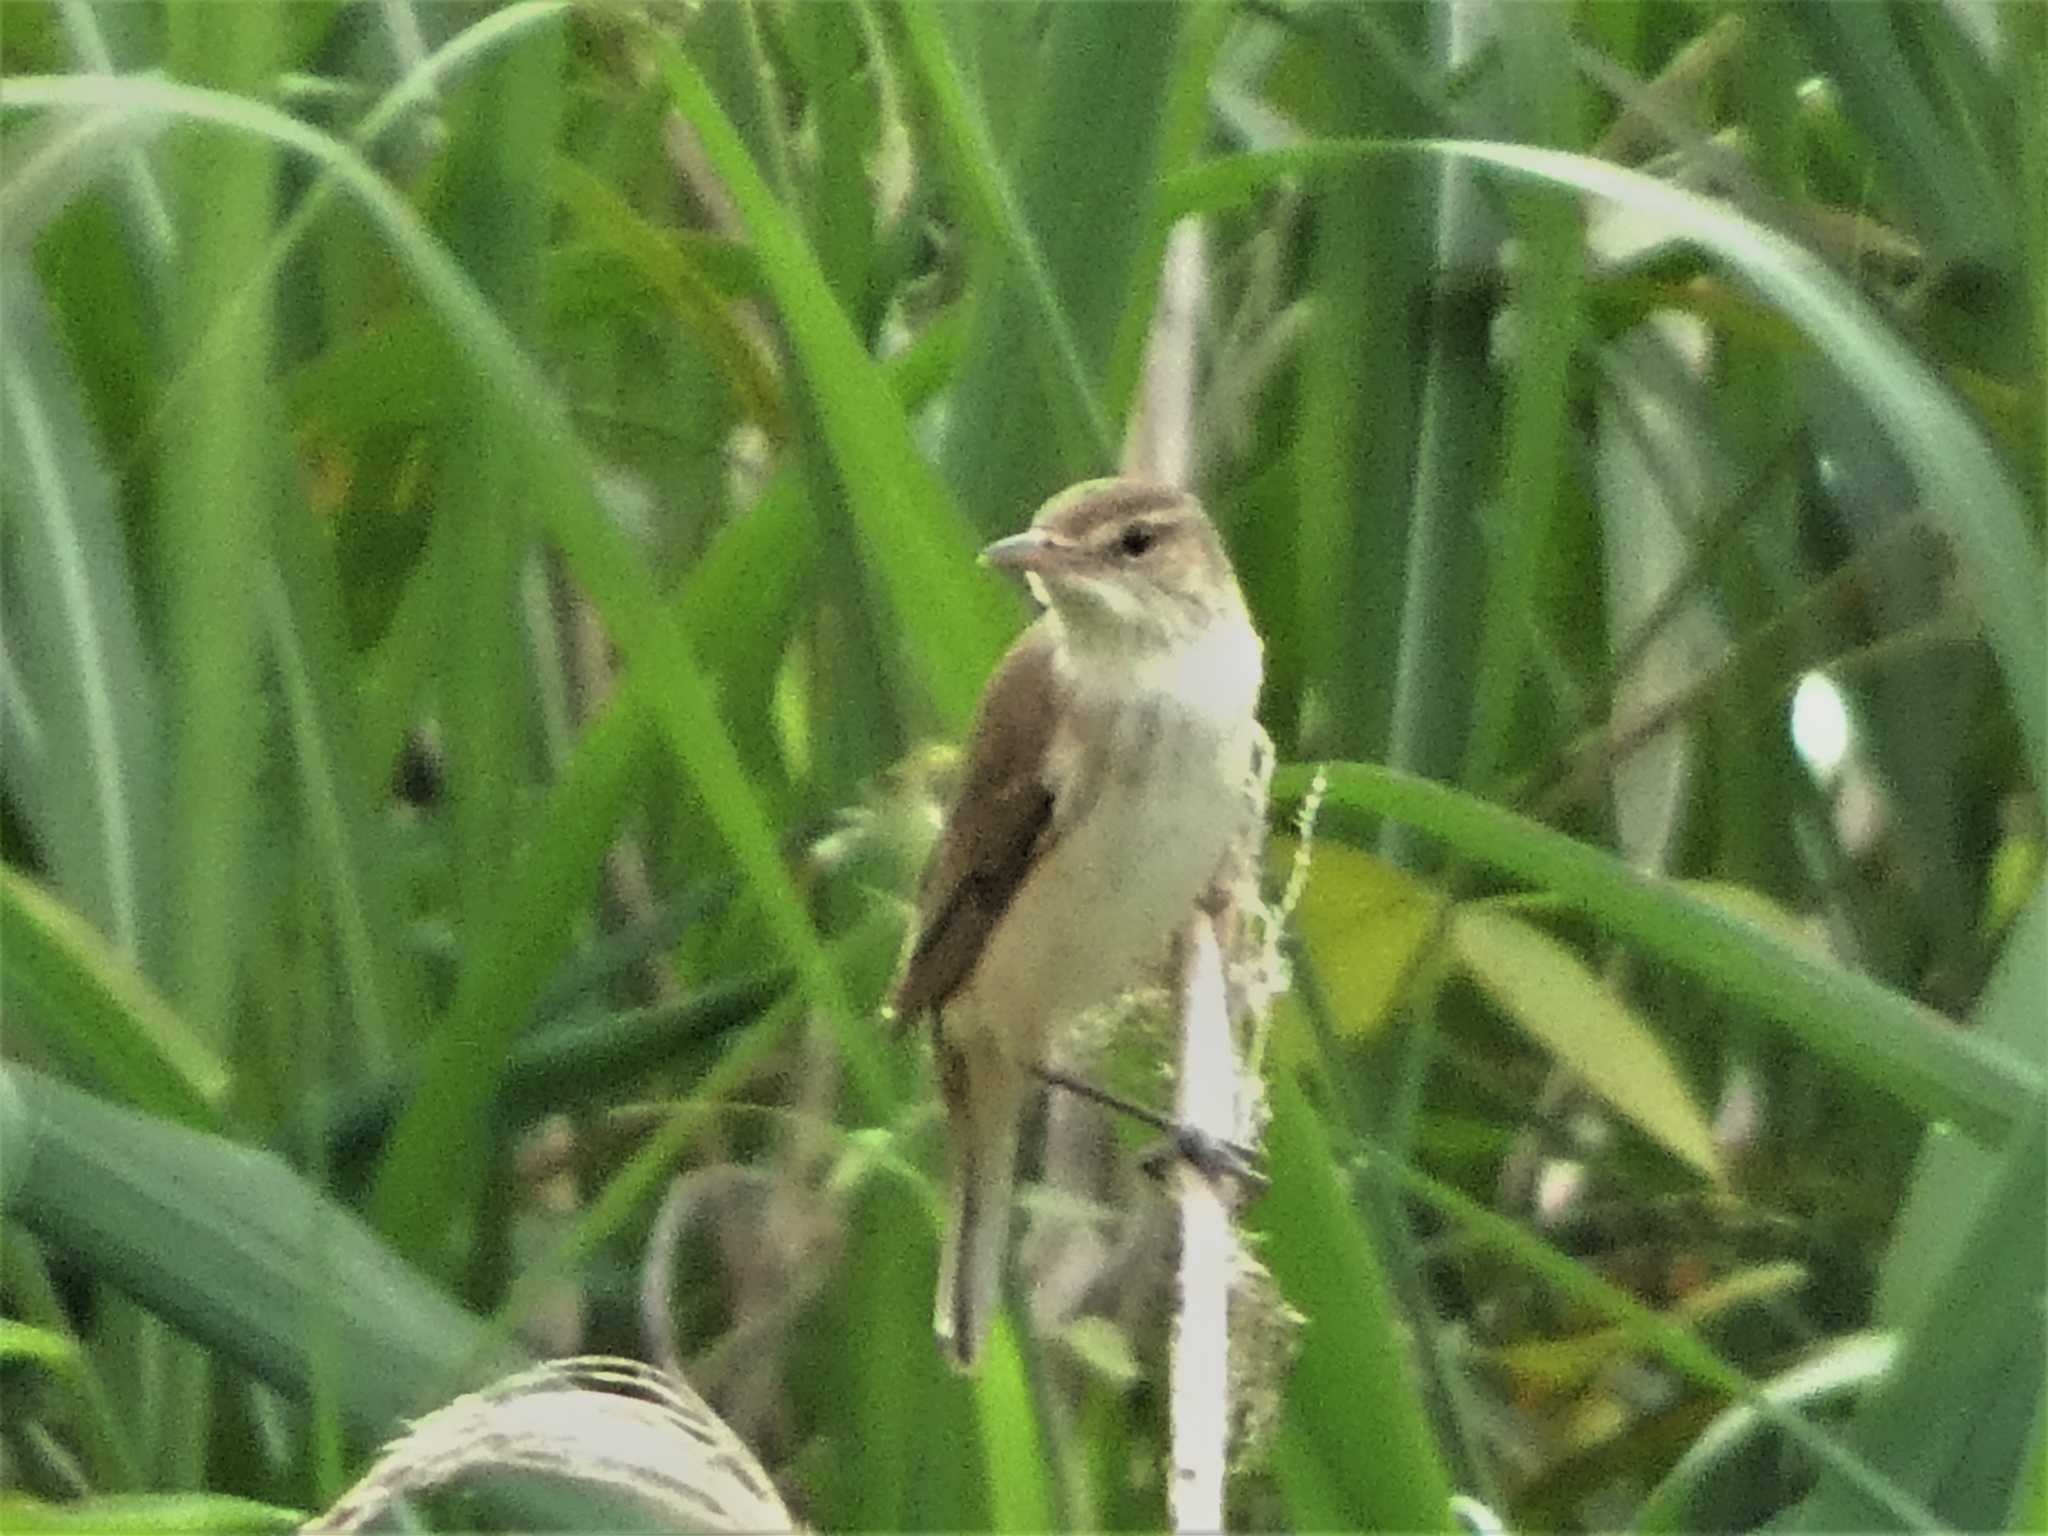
(1454, 907, 1724, 1182)
(2, 1065, 522, 1438)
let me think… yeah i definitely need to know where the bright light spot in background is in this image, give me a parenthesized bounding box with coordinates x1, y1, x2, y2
(1791, 671, 1853, 782)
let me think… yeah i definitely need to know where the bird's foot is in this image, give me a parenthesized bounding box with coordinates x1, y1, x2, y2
(1138, 1127, 1269, 1196)
(1033, 1065, 1267, 1196)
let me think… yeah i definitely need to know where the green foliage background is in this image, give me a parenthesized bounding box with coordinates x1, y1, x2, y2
(1, 1, 2042, 1531)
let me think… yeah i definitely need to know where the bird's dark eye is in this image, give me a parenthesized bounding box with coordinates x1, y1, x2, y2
(1117, 523, 1157, 558)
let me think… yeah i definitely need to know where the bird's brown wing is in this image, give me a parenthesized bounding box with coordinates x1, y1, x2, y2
(891, 622, 1067, 1022)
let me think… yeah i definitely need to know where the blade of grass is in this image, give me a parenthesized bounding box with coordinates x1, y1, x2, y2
(1370, 1137, 1942, 1532)
(1786, 1105, 2044, 1532)
(546, 155, 785, 438)
(0, 104, 167, 252)
(1785, 1097, 2039, 1531)
(1274, 762, 2044, 1141)
(144, 2, 573, 456)
(1632, 1332, 1898, 1533)
(1260, 1070, 1455, 1531)
(52, 0, 175, 279)
(335, 975, 787, 1165)
(1876, 880, 2044, 1324)
(367, 690, 643, 1254)
(0, 868, 226, 1130)
(1100, 0, 1232, 426)
(1291, 7, 1433, 763)
(918, 0, 1182, 517)
(1458, 13, 1586, 797)
(0, 69, 867, 1264)
(362, 18, 565, 1276)
(157, 1, 283, 1047)
(0, 264, 162, 964)
(970, 1330, 1058, 1535)
(0, 1236, 142, 1492)
(0, 1494, 303, 1534)
(1783, 1, 2011, 268)
(0, 73, 876, 1218)
(791, 2, 882, 334)
(1791, 881, 2048, 1529)
(650, 32, 1012, 733)
(1167, 139, 2047, 802)
(436, 7, 560, 989)
(888, 0, 1115, 465)
(259, 547, 420, 1075)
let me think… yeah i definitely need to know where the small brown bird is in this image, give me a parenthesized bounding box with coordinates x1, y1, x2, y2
(891, 478, 1264, 1370)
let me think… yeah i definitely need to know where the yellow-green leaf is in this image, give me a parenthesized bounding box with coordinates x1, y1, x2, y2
(0, 1320, 77, 1371)
(1453, 907, 1724, 1183)
(1680, 880, 1829, 960)
(1282, 839, 1446, 1042)
(1491, 1260, 1807, 1393)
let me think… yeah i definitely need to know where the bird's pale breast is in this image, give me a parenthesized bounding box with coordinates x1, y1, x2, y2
(948, 646, 1258, 1060)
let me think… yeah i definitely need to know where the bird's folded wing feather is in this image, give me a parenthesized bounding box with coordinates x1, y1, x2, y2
(891, 623, 1066, 1021)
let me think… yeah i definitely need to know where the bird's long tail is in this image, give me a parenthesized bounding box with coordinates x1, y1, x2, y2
(932, 1038, 1025, 1372)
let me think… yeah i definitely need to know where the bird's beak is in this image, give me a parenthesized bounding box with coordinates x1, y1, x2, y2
(979, 529, 1066, 574)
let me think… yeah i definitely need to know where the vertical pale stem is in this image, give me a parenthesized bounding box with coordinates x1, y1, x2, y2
(1169, 913, 1236, 1533)
(1121, 219, 1205, 483)
(1122, 216, 1245, 1532)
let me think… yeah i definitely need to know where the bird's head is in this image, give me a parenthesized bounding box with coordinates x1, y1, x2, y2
(980, 479, 1248, 651)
